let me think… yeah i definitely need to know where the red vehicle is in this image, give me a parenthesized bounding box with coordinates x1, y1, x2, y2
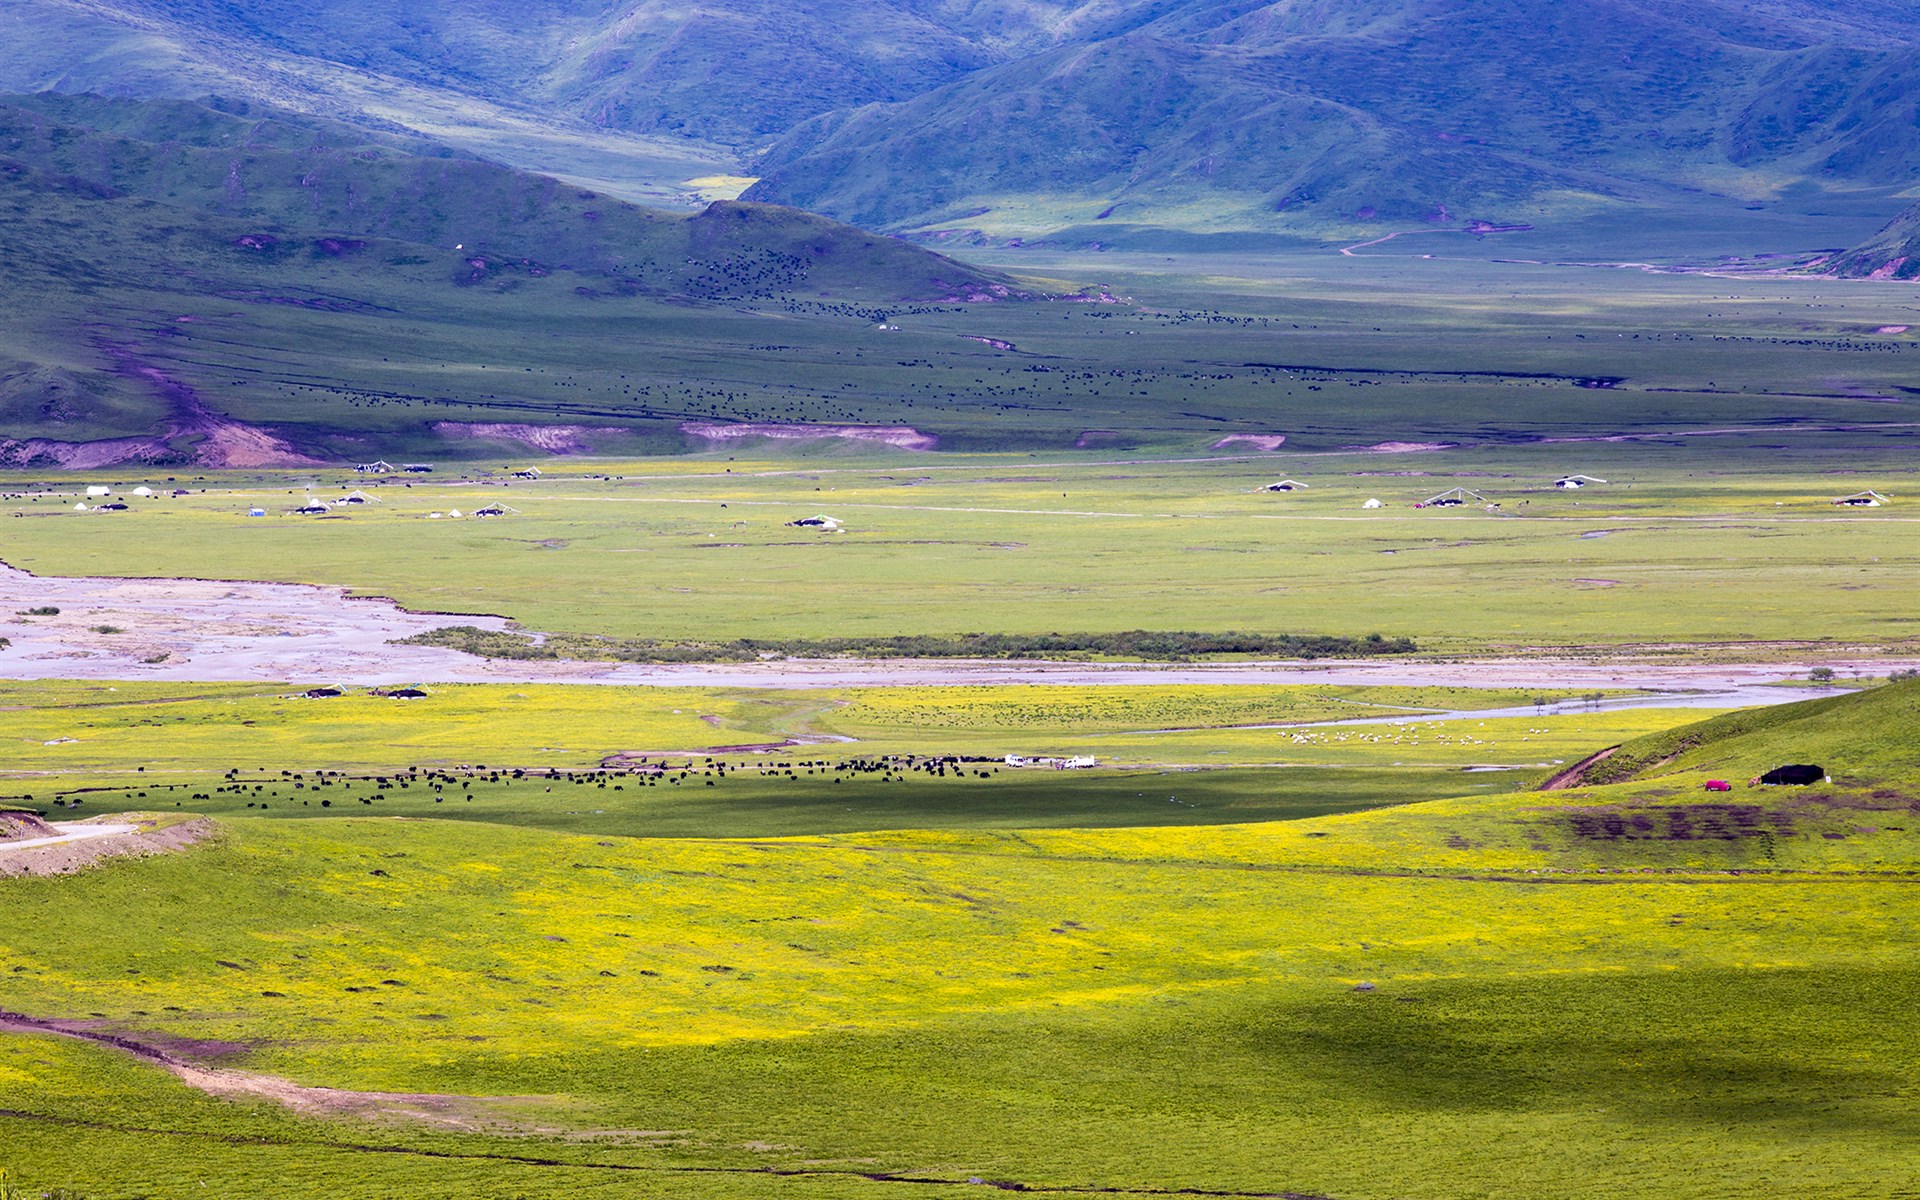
(1704, 780, 1733, 792)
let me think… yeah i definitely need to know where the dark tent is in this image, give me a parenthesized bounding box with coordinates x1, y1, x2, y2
(1760, 764, 1825, 786)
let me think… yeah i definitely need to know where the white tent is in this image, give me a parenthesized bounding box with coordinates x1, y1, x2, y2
(1362, 498, 1383, 509)
(1834, 490, 1889, 507)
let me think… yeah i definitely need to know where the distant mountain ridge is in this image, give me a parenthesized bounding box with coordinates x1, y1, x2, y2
(4, 0, 1920, 239)
(745, 0, 1920, 235)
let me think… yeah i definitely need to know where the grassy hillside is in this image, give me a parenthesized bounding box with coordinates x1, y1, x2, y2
(0, 95, 1006, 297)
(745, 0, 1920, 237)
(1829, 201, 1920, 279)
(1579, 676, 1920, 787)
(0, 94, 1027, 460)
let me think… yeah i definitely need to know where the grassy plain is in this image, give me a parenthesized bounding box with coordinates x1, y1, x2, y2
(1, 683, 1917, 1198)
(3, 447, 1915, 650)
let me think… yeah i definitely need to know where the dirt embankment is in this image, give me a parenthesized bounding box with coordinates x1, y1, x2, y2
(1211, 434, 1287, 451)
(5, 347, 321, 469)
(0, 436, 177, 469)
(0, 815, 215, 878)
(681, 421, 936, 450)
(431, 422, 626, 453)
(0, 811, 57, 840)
(1538, 745, 1622, 791)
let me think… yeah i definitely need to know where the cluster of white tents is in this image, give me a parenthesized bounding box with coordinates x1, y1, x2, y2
(1254, 473, 1894, 510)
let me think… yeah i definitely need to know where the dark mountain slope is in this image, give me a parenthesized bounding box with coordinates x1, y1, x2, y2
(745, 0, 1920, 234)
(6, 0, 1919, 240)
(0, 0, 1082, 147)
(0, 94, 1026, 463)
(0, 94, 1007, 299)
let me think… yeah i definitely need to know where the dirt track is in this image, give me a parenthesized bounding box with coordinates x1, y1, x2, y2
(0, 816, 213, 877)
(0, 1008, 505, 1126)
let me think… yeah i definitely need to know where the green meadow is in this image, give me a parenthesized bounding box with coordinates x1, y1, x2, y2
(2, 681, 1918, 1198)
(0, 680, 1689, 836)
(4, 446, 1917, 652)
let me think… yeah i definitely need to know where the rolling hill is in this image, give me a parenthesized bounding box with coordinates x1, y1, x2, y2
(1570, 677, 1920, 789)
(0, 94, 1005, 296)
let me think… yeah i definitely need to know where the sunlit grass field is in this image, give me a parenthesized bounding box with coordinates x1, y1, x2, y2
(3, 682, 1918, 1197)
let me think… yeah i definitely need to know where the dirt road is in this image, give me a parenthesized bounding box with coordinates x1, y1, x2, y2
(0, 821, 138, 851)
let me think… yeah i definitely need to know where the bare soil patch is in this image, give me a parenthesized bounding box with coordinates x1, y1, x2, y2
(0, 815, 214, 877)
(1210, 434, 1287, 451)
(431, 422, 625, 453)
(681, 421, 935, 450)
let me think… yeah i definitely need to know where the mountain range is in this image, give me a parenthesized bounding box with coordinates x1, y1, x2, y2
(5, 0, 1919, 243)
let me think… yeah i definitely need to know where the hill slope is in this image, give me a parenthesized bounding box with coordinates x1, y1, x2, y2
(0, 94, 1023, 463)
(745, 0, 1920, 236)
(1828, 201, 1920, 279)
(0, 94, 1005, 297)
(1579, 678, 1920, 788)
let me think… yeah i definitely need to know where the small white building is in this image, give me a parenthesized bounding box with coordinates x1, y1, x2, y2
(1554, 475, 1607, 489)
(131, 486, 154, 497)
(1262, 479, 1308, 492)
(1362, 498, 1383, 509)
(354, 461, 395, 473)
(85, 486, 110, 497)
